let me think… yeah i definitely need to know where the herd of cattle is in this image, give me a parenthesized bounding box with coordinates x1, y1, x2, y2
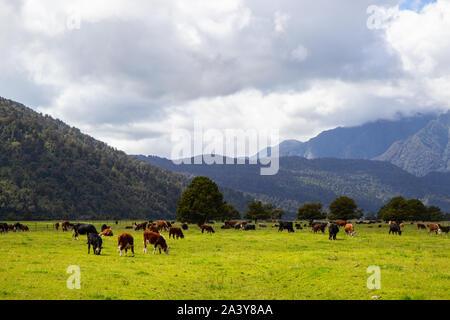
(1, 218, 449, 256)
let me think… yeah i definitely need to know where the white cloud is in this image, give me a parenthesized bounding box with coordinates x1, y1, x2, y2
(274, 11, 290, 33)
(1, 0, 450, 158)
(291, 45, 308, 62)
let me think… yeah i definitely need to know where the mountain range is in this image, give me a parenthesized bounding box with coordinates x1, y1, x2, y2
(260, 112, 449, 176)
(135, 155, 450, 216)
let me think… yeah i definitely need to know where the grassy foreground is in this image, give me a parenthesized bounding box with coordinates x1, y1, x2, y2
(0, 221, 449, 300)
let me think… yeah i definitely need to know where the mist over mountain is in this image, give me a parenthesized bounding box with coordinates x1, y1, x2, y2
(263, 114, 435, 159)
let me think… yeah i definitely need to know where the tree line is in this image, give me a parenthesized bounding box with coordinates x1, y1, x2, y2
(176, 176, 447, 223)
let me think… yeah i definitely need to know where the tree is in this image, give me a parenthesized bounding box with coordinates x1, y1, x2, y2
(221, 202, 241, 220)
(244, 201, 271, 223)
(176, 176, 226, 224)
(297, 202, 325, 224)
(377, 197, 442, 222)
(377, 196, 408, 222)
(271, 208, 285, 220)
(425, 206, 444, 222)
(329, 196, 358, 220)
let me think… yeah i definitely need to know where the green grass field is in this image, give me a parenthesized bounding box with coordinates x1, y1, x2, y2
(0, 221, 449, 300)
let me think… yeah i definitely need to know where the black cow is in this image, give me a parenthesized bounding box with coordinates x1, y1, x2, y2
(101, 224, 109, 232)
(278, 221, 294, 233)
(0, 223, 8, 233)
(438, 224, 449, 234)
(182, 223, 188, 230)
(13, 222, 23, 232)
(295, 223, 302, 230)
(167, 221, 172, 227)
(72, 223, 98, 240)
(328, 223, 339, 240)
(389, 223, 402, 235)
(244, 224, 256, 231)
(234, 224, 241, 230)
(87, 233, 103, 255)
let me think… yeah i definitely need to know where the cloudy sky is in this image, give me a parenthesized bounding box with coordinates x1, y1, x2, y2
(1, 0, 449, 157)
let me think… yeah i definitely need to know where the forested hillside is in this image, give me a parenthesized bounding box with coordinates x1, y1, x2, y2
(0, 97, 187, 220)
(136, 155, 450, 215)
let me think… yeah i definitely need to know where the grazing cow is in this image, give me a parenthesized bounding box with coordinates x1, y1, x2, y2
(295, 223, 302, 230)
(278, 221, 295, 233)
(134, 222, 147, 231)
(115, 220, 118, 225)
(328, 223, 339, 240)
(13, 223, 23, 232)
(344, 223, 355, 236)
(429, 223, 441, 235)
(55, 222, 60, 231)
(72, 223, 98, 240)
(378, 225, 382, 228)
(156, 221, 169, 232)
(224, 220, 238, 227)
(148, 225, 159, 233)
(312, 223, 327, 233)
(21, 225, 29, 232)
(0, 223, 8, 233)
(118, 233, 135, 257)
(8, 224, 14, 231)
(438, 224, 449, 234)
(169, 227, 184, 239)
(417, 223, 426, 230)
(259, 223, 267, 228)
(243, 224, 256, 231)
(101, 224, 111, 232)
(200, 224, 215, 234)
(143, 231, 169, 254)
(87, 233, 102, 255)
(389, 223, 402, 235)
(181, 223, 188, 230)
(61, 221, 72, 232)
(100, 228, 113, 237)
(336, 220, 347, 227)
(399, 223, 404, 228)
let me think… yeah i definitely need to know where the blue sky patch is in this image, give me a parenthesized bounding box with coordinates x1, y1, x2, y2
(399, 0, 437, 12)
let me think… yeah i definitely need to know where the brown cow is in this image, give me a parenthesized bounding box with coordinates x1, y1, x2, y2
(200, 224, 215, 234)
(55, 222, 60, 231)
(429, 223, 441, 235)
(134, 222, 147, 231)
(417, 223, 426, 230)
(21, 225, 29, 232)
(143, 231, 169, 254)
(101, 228, 113, 237)
(169, 227, 184, 239)
(148, 225, 159, 233)
(312, 223, 327, 233)
(344, 223, 355, 236)
(156, 221, 169, 232)
(399, 223, 404, 228)
(336, 220, 347, 227)
(61, 221, 71, 232)
(224, 220, 238, 227)
(118, 233, 135, 257)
